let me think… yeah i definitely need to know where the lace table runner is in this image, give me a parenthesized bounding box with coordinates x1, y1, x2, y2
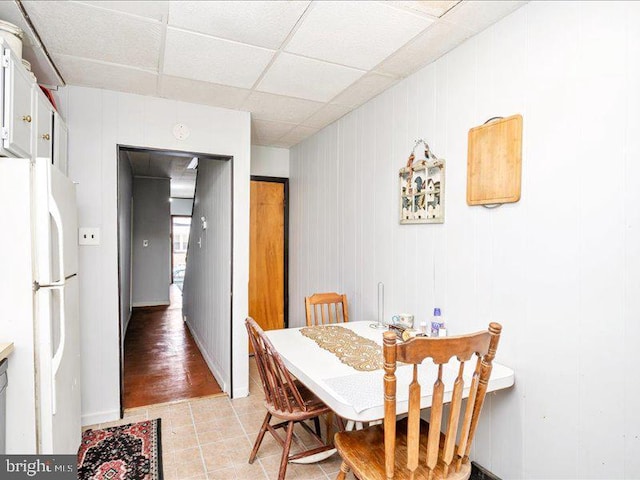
(300, 325, 383, 371)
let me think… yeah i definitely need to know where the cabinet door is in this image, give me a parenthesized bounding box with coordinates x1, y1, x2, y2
(3, 50, 33, 157)
(36, 91, 53, 160)
(53, 112, 68, 175)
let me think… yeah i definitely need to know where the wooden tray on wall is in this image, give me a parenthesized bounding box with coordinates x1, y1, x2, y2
(467, 114, 522, 206)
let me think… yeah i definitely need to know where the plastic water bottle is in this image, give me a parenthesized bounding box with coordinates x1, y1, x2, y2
(431, 308, 442, 337)
(434, 308, 447, 337)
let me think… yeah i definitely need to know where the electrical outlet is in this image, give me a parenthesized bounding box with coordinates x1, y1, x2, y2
(78, 227, 100, 246)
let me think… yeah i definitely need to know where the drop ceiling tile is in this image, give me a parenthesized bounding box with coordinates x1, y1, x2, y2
(242, 91, 323, 124)
(388, 1, 460, 18)
(331, 72, 398, 108)
(442, 1, 527, 33)
(284, 1, 433, 70)
(54, 54, 158, 96)
(257, 52, 365, 102)
(302, 104, 351, 129)
(252, 119, 296, 145)
(278, 125, 319, 147)
(77, 1, 169, 21)
(23, 1, 162, 70)
(158, 75, 251, 110)
(163, 27, 275, 89)
(168, 1, 310, 49)
(377, 20, 472, 77)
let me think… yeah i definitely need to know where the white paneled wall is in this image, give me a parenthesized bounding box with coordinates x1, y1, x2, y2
(59, 86, 251, 425)
(290, 2, 640, 478)
(251, 144, 290, 177)
(182, 158, 232, 390)
(132, 177, 171, 306)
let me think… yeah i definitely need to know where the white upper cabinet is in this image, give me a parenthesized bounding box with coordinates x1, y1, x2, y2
(2, 46, 33, 158)
(35, 89, 53, 160)
(52, 112, 68, 175)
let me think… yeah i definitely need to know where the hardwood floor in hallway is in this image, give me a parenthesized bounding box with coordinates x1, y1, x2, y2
(124, 285, 223, 409)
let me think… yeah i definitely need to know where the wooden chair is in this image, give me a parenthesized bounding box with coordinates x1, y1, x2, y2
(334, 323, 502, 480)
(305, 292, 349, 326)
(245, 317, 336, 480)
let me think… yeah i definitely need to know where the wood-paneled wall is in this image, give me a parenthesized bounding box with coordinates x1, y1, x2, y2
(289, 2, 640, 478)
(183, 158, 232, 391)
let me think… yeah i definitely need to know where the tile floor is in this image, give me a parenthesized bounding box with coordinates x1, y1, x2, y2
(85, 357, 356, 480)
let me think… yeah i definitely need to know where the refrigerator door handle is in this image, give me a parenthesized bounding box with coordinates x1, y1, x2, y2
(33, 280, 64, 291)
(33, 274, 76, 291)
(48, 194, 66, 415)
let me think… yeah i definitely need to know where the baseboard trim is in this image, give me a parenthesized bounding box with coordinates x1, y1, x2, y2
(232, 386, 249, 398)
(184, 320, 229, 393)
(82, 409, 121, 427)
(132, 301, 170, 307)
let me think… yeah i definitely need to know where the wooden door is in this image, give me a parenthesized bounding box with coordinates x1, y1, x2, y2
(249, 179, 287, 342)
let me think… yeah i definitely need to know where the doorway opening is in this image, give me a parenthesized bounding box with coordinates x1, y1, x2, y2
(117, 145, 232, 413)
(171, 215, 191, 291)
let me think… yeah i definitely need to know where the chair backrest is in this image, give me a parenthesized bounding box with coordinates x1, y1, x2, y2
(304, 292, 349, 326)
(246, 317, 308, 413)
(383, 323, 502, 479)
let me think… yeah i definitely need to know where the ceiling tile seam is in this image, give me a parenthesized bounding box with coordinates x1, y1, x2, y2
(306, 71, 400, 110)
(154, 74, 253, 98)
(53, 52, 160, 75)
(364, 21, 448, 79)
(71, 0, 166, 24)
(245, 0, 316, 96)
(377, 1, 440, 21)
(271, 50, 370, 74)
(165, 25, 277, 55)
(438, 6, 482, 36)
(440, 1, 464, 18)
(365, 18, 474, 80)
(272, 122, 306, 144)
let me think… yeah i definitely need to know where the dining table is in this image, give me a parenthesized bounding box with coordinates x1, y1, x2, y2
(264, 320, 515, 462)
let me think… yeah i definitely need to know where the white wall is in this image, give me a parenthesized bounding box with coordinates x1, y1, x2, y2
(182, 159, 232, 390)
(132, 177, 171, 306)
(289, 2, 640, 478)
(170, 197, 193, 216)
(59, 86, 251, 425)
(251, 144, 289, 177)
(117, 152, 133, 339)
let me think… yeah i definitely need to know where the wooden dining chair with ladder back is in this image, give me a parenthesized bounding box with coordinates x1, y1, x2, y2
(245, 317, 339, 480)
(305, 292, 349, 326)
(304, 291, 351, 436)
(334, 322, 502, 480)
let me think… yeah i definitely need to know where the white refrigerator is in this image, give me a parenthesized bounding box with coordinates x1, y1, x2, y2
(0, 155, 81, 454)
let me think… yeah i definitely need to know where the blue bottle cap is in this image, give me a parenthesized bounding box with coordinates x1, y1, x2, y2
(434, 308, 441, 316)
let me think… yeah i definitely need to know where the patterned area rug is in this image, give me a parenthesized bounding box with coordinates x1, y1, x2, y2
(78, 419, 163, 480)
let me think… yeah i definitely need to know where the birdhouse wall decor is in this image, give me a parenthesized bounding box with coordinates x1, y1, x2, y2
(399, 139, 445, 224)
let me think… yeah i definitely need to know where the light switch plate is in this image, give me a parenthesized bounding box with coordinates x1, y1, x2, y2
(79, 227, 100, 246)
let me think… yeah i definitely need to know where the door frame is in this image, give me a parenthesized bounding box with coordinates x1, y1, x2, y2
(117, 145, 234, 417)
(250, 176, 289, 329)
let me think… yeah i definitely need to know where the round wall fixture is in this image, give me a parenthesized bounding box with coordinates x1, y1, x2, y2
(172, 123, 190, 141)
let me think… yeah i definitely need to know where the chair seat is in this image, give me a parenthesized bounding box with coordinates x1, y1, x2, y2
(334, 418, 471, 480)
(266, 379, 331, 420)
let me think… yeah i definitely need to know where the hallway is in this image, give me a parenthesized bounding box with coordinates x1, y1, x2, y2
(124, 285, 223, 409)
